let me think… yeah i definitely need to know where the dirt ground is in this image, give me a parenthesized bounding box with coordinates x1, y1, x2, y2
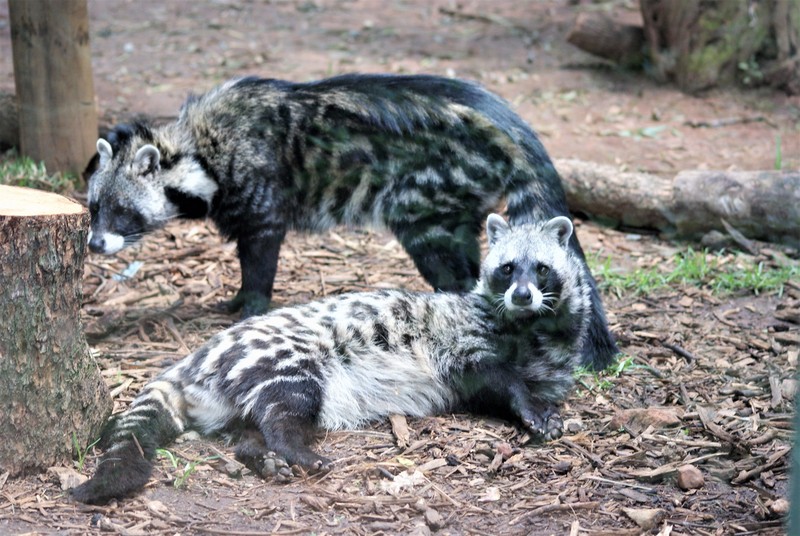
(1, 1, 799, 535)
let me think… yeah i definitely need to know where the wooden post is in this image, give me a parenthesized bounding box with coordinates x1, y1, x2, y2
(9, 0, 98, 183)
(0, 185, 111, 476)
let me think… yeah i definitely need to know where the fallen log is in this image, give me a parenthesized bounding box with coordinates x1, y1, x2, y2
(555, 158, 800, 248)
(566, 11, 645, 68)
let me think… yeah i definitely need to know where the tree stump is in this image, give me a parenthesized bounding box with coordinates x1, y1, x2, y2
(0, 185, 111, 476)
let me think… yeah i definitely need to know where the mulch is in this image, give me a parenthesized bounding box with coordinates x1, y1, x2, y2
(1, 215, 796, 535)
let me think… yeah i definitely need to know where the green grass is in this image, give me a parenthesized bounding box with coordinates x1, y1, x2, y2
(72, 433, 101, 471)
(775, 134, 782, 170)
(0, 150, 75, 192)
(575, 353, 636, 393)
(591, 248, 798, 298)
(157, 448, 220, 489)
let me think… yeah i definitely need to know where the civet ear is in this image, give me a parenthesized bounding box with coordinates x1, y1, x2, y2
(486, 213, 510, 247)
(543, 216, 573, 248)
(132, 144, 161, 177)
(96, 138, 113, 167)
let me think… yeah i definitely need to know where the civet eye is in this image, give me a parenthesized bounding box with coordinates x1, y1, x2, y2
(500, 263, 514, 275)
(537, 265, 550, 277)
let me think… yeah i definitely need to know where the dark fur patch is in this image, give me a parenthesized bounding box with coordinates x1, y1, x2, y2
(165, 187, 210, 219)
(372, 322, 391, 351)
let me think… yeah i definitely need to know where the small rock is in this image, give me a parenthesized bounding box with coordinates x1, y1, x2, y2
(768, 498, 790, 516)
(495, 442, 514, 459)
(676, 464, 704, 490)
(175, 430, 201, 443)
(622, 507, 665, 530)
(47, 466, 87, 490)
(424, 508, 445, 531)
(478, 486, 501, 502)
(221, 459, 243, 477)
(781, 378, 797, 400)
(553, 460, 573, 475)
(701, 230, 733, 250)
(563, 418, 583, 433)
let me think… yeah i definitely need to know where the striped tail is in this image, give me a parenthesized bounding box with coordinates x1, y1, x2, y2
(71, 380, 187, 504)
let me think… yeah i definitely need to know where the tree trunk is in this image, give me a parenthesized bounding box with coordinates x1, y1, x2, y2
(0, 185, 111, 477)
(640, 0, 800, 94)
(8, 0, 98, 183)
(555, 159, 800, 248)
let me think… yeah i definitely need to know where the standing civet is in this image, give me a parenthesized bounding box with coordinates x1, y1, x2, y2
(86, 73, 616, 369)
(73, 214, 592, 504)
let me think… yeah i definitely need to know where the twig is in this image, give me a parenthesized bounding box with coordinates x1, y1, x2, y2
(578, 474, 655, 492)
(514, 501, 599, 525)
(731, 447, 790, 484)
(639, 433, 722, 449)
(721, 218, 759, 255)
(559, 438, 604, 468)
(749, 428, 779, 445)
(631, 354, 664, 378)
(438, 7, 530, 33)
(109, 378, 134, 399)
(684, 116, 767, 128)
(696, 406, 748, 454)
(662, 342, 697, 363)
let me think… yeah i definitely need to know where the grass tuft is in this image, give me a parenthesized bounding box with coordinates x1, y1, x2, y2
(72, 433, 101, 471)
(0, 150, 75, 193)
(157, 448, 220, 489)
(591, 248, 798, 297)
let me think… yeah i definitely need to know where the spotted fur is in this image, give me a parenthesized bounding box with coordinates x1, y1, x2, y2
(72, 214, 591, 504)
(85, 73, 616, 369)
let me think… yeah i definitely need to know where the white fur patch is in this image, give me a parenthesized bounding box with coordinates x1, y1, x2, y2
(180, 161, 218, 202)
(319, 359, 455, 430)
(183, 383, 238, 434)
(96, 232, 125, 254)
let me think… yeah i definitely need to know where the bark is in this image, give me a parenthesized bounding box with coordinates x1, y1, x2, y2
(555, 158, 800, 248)
(0, 185, 111, 477)
(554, 159, 672, 231)
(671, 170, 800, 246)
